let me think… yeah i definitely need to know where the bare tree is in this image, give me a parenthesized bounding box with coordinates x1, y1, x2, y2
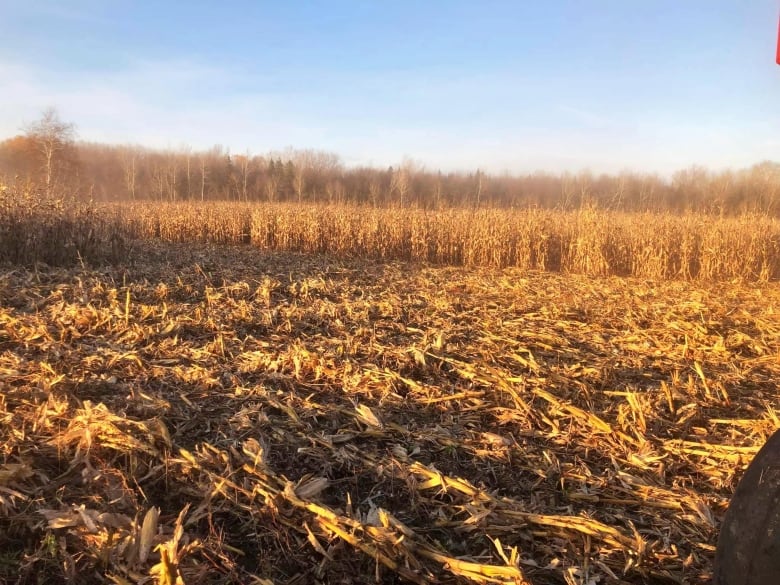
(24, 107, 76, 194)
(183, 145, 192, 200)
(368, 177, 382, 207)
(561, 172, 576, 210)
(238, 150, 251, 202)
(292, 163, 305, 203)
(150, 155, 166, 201)
(166, 151, 178, 201)
(434, 172, 443, 209)
(390, 164, 411, 207)
(265, 174, 278, 202)
(271, 148, 344, 203)
(199, 155, 208, 201)
(120, 146, 138, 200)
(474, 169, 483, 208)
(325, 179, 346, 204)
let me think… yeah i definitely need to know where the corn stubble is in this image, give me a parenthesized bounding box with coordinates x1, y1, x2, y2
(2, 191, 780, 583)
(1, 234, 779, 584)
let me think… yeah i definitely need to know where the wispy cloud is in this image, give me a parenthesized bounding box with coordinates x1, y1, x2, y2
(557, 104, 614, 130)
(2, 56, 777, 175)
(0, 57, 323, 151)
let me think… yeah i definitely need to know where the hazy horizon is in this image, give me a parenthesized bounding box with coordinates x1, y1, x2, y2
(2, 1, 779, 176)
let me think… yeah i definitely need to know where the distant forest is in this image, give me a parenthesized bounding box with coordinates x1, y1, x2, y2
(2, 109, 780, 213)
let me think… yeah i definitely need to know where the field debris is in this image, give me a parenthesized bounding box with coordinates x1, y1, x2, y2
(1, 241, 779, 584)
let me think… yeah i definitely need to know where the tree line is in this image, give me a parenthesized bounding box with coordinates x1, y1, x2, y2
(2, 109, 780, 214)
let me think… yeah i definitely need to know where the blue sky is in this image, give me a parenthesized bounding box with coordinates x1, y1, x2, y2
(1, 1, 778, 174)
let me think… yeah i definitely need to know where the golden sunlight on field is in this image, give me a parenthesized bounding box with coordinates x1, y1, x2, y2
(4, 184, 780, 282)
(4, 4, 780, 581)
(1, 240, 778, 584)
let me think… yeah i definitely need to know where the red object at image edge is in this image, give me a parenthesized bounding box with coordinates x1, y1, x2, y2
(777, 15, 780, 64)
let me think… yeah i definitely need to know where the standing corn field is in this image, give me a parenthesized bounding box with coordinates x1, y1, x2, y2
(4, 187, 780, 282)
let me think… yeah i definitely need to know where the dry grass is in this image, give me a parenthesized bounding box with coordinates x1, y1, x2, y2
(1, 240, 778, 584)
